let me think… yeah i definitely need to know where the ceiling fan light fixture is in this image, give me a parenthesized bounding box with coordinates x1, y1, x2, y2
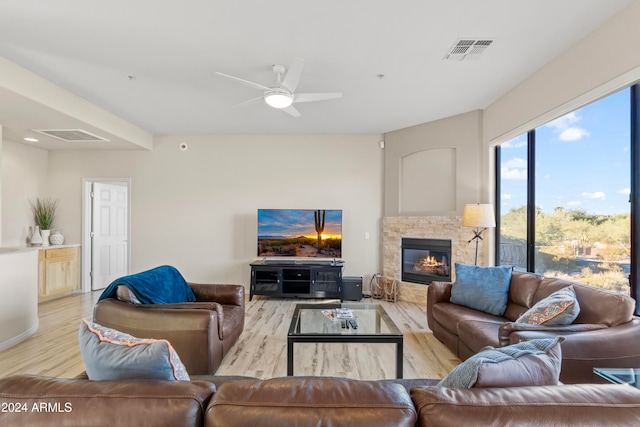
(264, 91, 293, 109)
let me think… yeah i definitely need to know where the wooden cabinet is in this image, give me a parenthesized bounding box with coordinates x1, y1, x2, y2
(250, 261, 343, 301)
(38, 246, 80, 303)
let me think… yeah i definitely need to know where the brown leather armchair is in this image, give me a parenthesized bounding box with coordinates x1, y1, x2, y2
(93, 283, 245, 375)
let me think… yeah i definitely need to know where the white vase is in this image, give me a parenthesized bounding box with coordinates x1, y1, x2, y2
(50, 231, 64, 245)
(30, 226, 43, 246)
(40, 229, 50, 247)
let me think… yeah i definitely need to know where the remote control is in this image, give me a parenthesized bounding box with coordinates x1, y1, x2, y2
(348, 319, 358, 329)
(341, 320, 346, 329)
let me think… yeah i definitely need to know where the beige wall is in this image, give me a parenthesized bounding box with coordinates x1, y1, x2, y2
(47, 134, 383, 286)
(1, 141, 49, 246)
(383, 110, 483, 216)
(0, 125, 2, 241)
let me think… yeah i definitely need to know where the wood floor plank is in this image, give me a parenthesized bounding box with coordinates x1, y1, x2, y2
(0, 291, 101, 378)
(0, 293, 460, 380)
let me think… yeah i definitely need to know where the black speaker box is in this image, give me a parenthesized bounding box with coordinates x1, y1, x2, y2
(342, 276, 363, 301)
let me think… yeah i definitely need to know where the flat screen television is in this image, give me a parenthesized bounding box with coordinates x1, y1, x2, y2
(257, 209, 342, 258)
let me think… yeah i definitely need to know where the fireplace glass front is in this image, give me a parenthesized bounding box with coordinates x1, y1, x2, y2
(401, 238, 452, 285)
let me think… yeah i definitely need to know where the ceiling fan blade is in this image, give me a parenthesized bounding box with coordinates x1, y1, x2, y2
(294, 92, 343, 103)
(232, 96, 264, 109)
(215, 72, 270, 91)
(281, 105, 301, 118)
(281, 57, 304, 92)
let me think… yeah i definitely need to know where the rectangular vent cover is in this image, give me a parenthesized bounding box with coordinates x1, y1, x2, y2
(33, 129, 110, 142)
(444, 39, 494, 61)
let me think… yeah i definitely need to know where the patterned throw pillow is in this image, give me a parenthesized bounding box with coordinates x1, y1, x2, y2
(79, 319, 190, 381)
(516, 286, 580, 325)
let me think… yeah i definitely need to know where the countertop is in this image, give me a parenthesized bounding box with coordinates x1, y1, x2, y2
(0, 244, 81, 255)
(36, 243, 81, 249)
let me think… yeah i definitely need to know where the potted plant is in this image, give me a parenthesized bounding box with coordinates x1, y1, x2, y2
(29, 198, 58, 246)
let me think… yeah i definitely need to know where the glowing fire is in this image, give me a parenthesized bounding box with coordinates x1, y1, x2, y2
(413, 255, 449, 275)
(418, 256, 440, 268)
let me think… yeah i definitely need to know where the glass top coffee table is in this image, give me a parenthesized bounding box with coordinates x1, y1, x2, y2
(287, 303, 404, 378)
(593, 368, 640, 388)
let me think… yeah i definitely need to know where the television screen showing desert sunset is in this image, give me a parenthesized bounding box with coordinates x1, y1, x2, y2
(257, 209, 342, 258)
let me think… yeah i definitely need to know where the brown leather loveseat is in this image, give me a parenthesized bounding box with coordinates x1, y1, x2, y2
(427, 270, 640, 383)
(93, 282, 245, 375)
(1, 374, 640, 426)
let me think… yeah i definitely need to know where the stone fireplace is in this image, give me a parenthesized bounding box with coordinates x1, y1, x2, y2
(382, 216, 483, 304)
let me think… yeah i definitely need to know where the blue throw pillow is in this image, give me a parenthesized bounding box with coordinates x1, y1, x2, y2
(449, 263, 513, 316)
(79, 319, 190, 381)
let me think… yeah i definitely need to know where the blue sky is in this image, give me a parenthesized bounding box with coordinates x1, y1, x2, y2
(500, 87, 631, 216)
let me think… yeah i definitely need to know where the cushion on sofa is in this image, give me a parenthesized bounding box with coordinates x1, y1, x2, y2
(449, 263, 513, 316)
(79, 319, 190, 381)
(410, 384, 640, 427)
(438, 337, 564, 388)
(207, 377, 418, 427)
(457, 320, 503, 354)
(116, 285, 142, 304)
(516, 285, 580, 325)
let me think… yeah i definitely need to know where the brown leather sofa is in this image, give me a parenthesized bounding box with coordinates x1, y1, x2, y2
(427, 270, 640, 383)
(93, 283, 245, 375)
(1, 374, 639, 426)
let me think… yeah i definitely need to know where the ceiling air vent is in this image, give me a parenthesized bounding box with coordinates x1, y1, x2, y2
(443, 39, 494, 61)
(33, 129, 110, 142)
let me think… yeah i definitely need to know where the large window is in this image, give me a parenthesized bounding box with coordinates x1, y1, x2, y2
(498, 133, 528, 271)
(498, 87, 631, 297)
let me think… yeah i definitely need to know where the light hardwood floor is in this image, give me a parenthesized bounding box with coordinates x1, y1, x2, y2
(0, 292, 460, 380)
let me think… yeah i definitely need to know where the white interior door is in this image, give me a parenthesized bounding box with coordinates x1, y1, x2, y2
(91, 182, 129, 290)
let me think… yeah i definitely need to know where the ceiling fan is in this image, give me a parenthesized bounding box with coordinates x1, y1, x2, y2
(215, 58, 342, 117)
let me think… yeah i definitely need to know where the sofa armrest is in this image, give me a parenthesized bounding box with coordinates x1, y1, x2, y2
(429, 281, 453, 303)
(427, 281, 452, 330)
(137, 301, 225, 339)
(94, 299, 220, 329)
(498, 322, 607, 346)
(189, 283, 245, 307)
(139, 301, 223, 310)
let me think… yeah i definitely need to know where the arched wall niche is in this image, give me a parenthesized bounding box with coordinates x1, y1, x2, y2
(399, 148, 456, 214)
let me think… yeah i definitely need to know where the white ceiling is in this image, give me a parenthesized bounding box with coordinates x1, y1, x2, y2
(0, 0, 633, 149)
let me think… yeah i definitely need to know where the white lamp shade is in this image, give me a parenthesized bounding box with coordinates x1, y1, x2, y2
(462, 204, 496, 228)
(264, 92, 293, 109)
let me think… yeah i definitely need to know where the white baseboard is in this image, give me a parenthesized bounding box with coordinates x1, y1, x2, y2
(0, 320, 40, 352)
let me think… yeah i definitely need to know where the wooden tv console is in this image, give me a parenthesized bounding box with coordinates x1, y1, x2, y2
(249, 259, 344, 300)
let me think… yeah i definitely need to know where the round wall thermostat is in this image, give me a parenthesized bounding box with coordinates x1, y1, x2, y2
(179, 143, 188, 151)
